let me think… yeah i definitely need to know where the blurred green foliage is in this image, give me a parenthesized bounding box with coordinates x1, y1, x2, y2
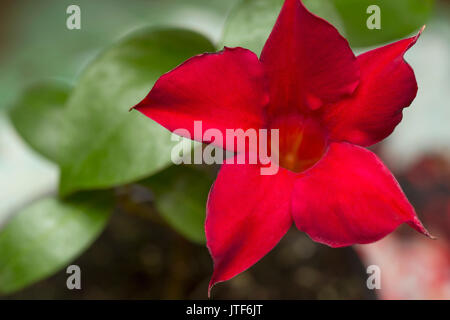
(9, 83, 71, 164)
(0, 192, 112, 294)
(332, 0, 434, 47)
(0, 0, 239, 111)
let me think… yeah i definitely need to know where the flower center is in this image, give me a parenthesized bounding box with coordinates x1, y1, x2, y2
(269, 115, 328, 173)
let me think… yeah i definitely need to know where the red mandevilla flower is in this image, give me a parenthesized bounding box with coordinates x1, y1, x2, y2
(132, 0, 433, 293)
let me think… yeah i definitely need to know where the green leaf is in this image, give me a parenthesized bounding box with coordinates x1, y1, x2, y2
(143, 165, 214, 244)
(9, 82, 71, 164)
(332, 0, 434, 48)
(0, 192, 112, 294)
(7, 28, 214, 196)
(220, 0, 343, 55)
(58, 28, 214, 196)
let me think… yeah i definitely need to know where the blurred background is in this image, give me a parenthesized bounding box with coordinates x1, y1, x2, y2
(0, 0, 448, 299)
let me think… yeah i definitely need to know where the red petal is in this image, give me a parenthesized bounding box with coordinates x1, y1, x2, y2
(292, 142, 432, 248)
(260, 0, 359, 115)
(324, 29, 423, 147)
(133, 47, 268, 149)
(206, 158, 296, 294)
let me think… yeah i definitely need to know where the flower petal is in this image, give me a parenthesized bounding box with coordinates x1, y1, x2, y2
(206, 158, 296, 294)
(324, 30, 423, 147)
(133, 47, 268, 149)
(292, 142, 432, 248)
(260, 0, 359, 114)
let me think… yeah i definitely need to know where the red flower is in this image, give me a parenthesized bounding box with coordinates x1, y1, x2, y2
(133, 0, 432, 293)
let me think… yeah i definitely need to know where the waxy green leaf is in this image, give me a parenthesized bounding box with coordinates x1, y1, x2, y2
(144, 165, 214, 244)
(9, 29, 215, 195)
(0, 192, 112, 294)
(9, 83, 72, 164)
(59, 28, 214, 196)
(332, 0, 434, 48)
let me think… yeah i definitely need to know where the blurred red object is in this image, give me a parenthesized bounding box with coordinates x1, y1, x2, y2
(356, 154, 450, 299)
